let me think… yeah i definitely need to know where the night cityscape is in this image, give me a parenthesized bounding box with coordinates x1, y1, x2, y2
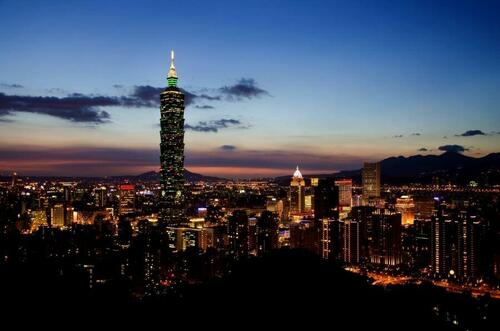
(1, 1, 500, 329)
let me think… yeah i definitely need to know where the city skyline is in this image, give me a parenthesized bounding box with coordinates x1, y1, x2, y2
(1, 0, 500, 178)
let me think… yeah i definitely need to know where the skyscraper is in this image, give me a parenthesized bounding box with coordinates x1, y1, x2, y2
(119, 184, 135, 215)
(335, 179, 352, 208)
(159, 50, 186, 226)
(314, 178, 339, 219)
(431, 207, 485, 281)
(362, 162, 381, 203)
(256, 211, 279, 255)
(228, 210, 249, 258)
(94, 187, 107, 208)
(289, 166, 305, 215)
(50, 203, 65, 228)
(343, 219, 360, 264)
(369, 208, 402, 266)
(395, 195, 415, 226)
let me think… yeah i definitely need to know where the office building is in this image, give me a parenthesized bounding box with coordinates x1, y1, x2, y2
(119, 184, 136, 215)
(362, 162, 381, 203)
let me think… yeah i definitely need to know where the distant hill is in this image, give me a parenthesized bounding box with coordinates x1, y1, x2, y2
(275, 152, 500, 185)
(0, 169, 224, 183)
(133, 169, 224, 183)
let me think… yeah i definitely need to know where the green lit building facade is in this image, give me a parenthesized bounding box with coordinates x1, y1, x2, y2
(159, 51, 185, 226)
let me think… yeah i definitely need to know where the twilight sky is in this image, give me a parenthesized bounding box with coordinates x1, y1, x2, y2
(0, 0, 499, 178)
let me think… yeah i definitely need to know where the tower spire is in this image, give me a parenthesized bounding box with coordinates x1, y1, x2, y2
(167, 49, 178, 87)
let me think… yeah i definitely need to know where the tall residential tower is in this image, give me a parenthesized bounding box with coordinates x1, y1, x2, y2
(159, 50, 186, 226)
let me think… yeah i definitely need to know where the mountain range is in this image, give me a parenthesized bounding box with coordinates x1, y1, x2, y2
(2, 152, 499, 185)
(133, 170, 222, 182)
(275, 152, 500, 185)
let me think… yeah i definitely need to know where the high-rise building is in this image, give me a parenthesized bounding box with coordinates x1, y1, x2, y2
(289, 219, 318, 253)
(362, 162, 381, 202)
(343, 219, 360, 264)
(431, 207, 485, 281)
(314, 178, 339, 220)
(63, 184, 72, 203)
(50, 203, 65, 228)
(119, 184, 136, 215)
(431, 208, 452, 276)
(228, 210, 249, 258)
(395, 195, 415, 226)
(335, 179, 352, 208)
(11, 172, 18, 188)
(256, 211, 279, 255)
(289, 166, 305, 214)
(456, 211, 483, 280)
(248, 217, 258, 255)
(369, 208, 402, 266)
(159, 50, 186, 226)
(94, 187, 107, 208)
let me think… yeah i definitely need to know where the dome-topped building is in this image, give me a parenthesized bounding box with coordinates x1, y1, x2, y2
(290, 166, 305, 214)
(293, 166, 303, 179)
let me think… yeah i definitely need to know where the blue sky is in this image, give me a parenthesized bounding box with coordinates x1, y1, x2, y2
(0, 0, 499, 177)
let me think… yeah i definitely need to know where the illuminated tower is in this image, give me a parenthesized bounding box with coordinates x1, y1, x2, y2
(289, 166, 305, 214)
(159, 50, 186, 226)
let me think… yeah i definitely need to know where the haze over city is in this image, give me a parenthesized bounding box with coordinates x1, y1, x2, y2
(1, 0, 499, 177)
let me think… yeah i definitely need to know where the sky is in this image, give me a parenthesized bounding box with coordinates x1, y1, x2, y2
(0, 0, 499, 178)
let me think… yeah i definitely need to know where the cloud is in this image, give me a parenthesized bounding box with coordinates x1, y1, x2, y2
(455, 129, 486, 137)
(0, 79, 268, 124)
(185, 118, 246, 133)
(128, 85, 163, 107)
(393, 135, 403, 138)
(130, 86, 221, 107)
(0, 92, 113, 124)
(220, 78, 270, 100)
(411, 133, 421, 136)
(220, 145, 237, 151)
(438, 144, 469, 153)
(0, 88, 205, 124)
(195, 105, 214, 109)
(0, 83, 23, 89)
(418, 147, 428, 152)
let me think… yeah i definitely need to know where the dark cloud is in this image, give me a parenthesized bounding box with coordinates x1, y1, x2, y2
(220, 78, 269, 100)
(418, 147, 428, 152)
(455, 129, 486, 137)
(0, 79, 268, 124)
(438, 144, 469, 153)
(393, 135, 403, 138)
(0, 83, 23, 88)
(0, 92, 113, 124)
(129, 85, 163, 107)
(185, 118, 245, 133)
(195, 105, 214, 109)
(220, 145, 236, 151)
(130, 86, 220, 107)
(411, 133, 421, 136)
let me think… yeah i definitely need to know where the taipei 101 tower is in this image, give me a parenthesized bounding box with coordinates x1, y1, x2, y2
(159, 50, 186, 226)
